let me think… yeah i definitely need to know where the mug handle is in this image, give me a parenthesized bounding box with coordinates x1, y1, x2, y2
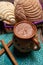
(32, 36, 40, 50)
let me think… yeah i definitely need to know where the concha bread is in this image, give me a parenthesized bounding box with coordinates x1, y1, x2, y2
(0, 1, 15, 24)
(14, 0, 42, 22)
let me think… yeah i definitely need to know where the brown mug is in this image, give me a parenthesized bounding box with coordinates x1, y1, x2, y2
(13, 20, 40, 52)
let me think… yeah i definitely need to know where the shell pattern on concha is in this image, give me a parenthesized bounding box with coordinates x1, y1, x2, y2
(15, 0, 42, 22)
(0, 1, 15, 24)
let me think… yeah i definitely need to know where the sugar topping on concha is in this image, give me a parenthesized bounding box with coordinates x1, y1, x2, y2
(14, 0, 42, 22)
(0, 1, 16, 24)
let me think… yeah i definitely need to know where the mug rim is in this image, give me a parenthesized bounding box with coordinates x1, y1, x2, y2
(13, 20, 37, 39)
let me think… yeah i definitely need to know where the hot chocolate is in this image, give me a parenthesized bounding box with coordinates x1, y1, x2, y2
(14, 21, 37, 39)
(13, 21, 40, 52)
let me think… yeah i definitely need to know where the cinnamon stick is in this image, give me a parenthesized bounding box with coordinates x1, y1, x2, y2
(0, 40, 13, 55)
(1, 40, 18, 65)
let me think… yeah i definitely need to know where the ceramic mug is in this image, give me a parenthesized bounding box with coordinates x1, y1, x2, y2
(13, 20, 40, 52)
